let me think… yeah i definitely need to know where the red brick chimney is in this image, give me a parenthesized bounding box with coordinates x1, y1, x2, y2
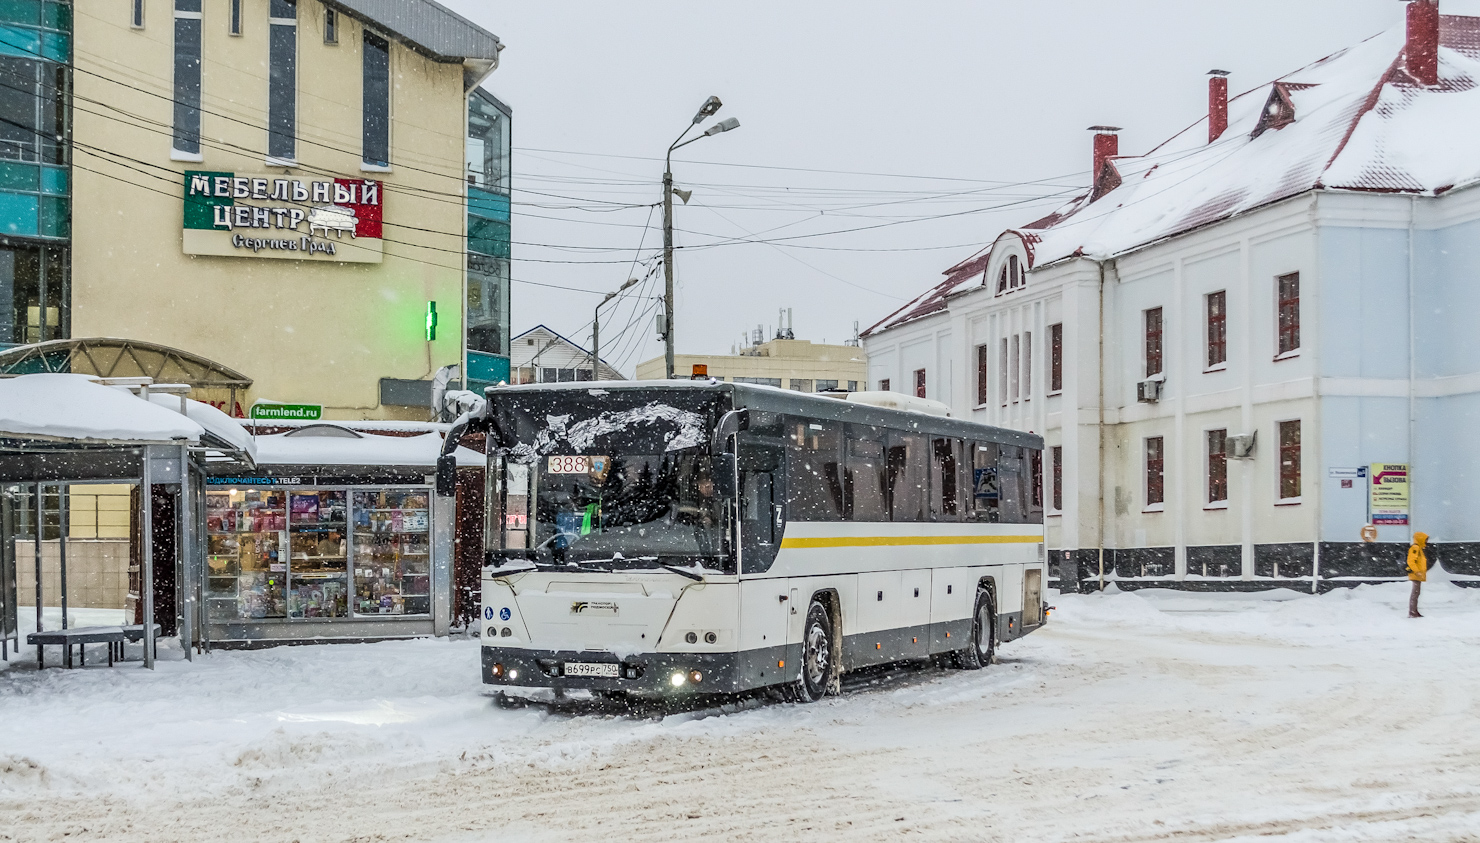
(1089, 126, 1120, 180)
(1208, 70, 1230, 143)
(1407, 0, 1440, 86)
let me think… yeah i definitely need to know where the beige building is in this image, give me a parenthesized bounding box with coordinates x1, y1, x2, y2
(10, 0, 503, 420)
(637, 338, 866, 393)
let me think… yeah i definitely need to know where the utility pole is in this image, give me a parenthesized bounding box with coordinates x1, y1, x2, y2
(593, 277, 640, 381)
(662, 165, 676, 379)
(662, 96, 740, 379)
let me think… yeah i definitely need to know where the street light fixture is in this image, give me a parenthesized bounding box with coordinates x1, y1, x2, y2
(662, 96, 741, 379)
(592, 276, 641, 381)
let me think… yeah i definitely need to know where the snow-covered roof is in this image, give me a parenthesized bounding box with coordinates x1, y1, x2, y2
(0, 373, 212, 445)
(869, 13, 1480, 336)
(146, 393, 257, 461)
(253, 430, 482, 468)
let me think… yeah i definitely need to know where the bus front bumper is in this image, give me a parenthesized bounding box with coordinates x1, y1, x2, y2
(482, 646, 751, 697)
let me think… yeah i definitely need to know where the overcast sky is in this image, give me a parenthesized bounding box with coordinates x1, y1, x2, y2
(441, 0, 1455, 375)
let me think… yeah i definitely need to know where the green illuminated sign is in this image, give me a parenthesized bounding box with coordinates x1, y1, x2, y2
(250, 403, 323, 421)
(425, 300, 438, 341)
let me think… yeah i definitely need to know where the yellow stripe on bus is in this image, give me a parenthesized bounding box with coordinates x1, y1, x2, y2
(779, 535, 1042, 549)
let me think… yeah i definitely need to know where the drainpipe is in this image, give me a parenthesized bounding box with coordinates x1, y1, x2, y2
(1097, 259, 1109, 591)
(1408, 195, 1417, 545)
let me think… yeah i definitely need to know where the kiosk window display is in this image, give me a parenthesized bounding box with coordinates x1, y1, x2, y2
(205, 485, 433, 623)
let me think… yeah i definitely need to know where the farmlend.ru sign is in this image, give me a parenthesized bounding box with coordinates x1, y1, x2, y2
(182, 172, 384, 263)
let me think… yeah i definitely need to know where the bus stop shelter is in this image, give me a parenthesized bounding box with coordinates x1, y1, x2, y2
(0, 373, 255, 668)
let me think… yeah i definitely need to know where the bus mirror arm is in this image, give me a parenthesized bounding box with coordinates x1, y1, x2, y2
(711, 409, 749, 452)
(435, 454, 457, 498)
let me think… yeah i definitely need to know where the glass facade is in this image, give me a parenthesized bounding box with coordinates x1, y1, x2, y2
(466, 88, 511, 389)
(206, 485, 433, 622)
(0, 0, 69, 348)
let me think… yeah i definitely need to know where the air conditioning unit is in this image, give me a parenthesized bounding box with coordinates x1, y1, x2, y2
(1225, 431, 1257, 459)
(1136, 379, 1163, 403)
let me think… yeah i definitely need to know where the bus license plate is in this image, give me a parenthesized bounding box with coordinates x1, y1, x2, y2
(564, 662, 619, 678)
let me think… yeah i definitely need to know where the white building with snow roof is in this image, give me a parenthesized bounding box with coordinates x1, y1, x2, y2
(863, 0, 1480, 591)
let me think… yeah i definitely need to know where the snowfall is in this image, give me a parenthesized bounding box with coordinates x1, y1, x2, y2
(2, 584, 1479, 842)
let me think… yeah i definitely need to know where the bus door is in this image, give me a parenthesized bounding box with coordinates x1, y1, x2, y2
(737, 415, 785, 576)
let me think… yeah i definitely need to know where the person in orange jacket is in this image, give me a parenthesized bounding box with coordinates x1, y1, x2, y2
(1407, 532, 1428, 619)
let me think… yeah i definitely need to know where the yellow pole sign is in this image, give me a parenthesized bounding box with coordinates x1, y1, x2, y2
(1369, 463, 1409, 526)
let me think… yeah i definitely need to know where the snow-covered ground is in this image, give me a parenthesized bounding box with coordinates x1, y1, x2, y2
(3, 583, 1480, 842)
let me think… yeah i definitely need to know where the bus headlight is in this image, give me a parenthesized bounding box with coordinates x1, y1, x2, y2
(670, 671, 687, 687)
(689, 670, 703, 684)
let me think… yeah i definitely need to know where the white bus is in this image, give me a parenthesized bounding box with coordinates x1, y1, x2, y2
(450, 382, 1046, 702)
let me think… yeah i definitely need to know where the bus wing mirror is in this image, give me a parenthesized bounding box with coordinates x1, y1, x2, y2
(435, 454, 458, 497)
(712, 409, 749, 452)
(715, 453, 738, 499)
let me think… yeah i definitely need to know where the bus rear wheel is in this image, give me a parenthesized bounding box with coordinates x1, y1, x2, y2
(954, 588, 995, 671)
(790, 599, 833, 703)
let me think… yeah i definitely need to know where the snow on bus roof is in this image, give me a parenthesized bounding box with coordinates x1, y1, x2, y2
(870, 15, 1480, 335)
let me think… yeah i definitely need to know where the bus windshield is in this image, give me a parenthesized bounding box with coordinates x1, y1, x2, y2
(487, 387, 731, 570)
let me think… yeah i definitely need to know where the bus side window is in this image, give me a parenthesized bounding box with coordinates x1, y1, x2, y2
(886, 431, 928, 522)
(844, 425, 887, 521)
(969, 442, 1000, 523)
(997, 445, 1026, 523)
(787, 417, 843, 521)
(930, 437, 960, 521)
(1027, 448, 1045, 524)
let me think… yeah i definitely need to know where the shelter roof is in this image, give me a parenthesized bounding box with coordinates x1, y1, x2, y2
(252, 430, 481, 468)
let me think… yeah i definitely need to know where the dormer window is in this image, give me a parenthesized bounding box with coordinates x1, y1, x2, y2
(996, 254, 1025, 295)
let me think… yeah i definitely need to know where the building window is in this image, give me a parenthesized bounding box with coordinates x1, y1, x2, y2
(847, 380, 857, 391)
(976, 343, 988, 405)
(1029, 449, 1043, 512)
(1145, 306, 1163, 377)
(267, 0, 297, 162)
(1051, 445, 1063, 511)
(324, 8, 338, 43)
(1023, 330, 1032, 399)
(467, 90, 510, 190)
(996, 254, 1025, 294)
(1208, 429, 1228, 503)
(879, 378, 890, 392)
(1277, 272, 1300, 356)
(1278, 420, 1301, 500)
(172, 0, 202, 156)
(363, 31, 391, 167)
(913, 368, 926, 399)
(229, 0, 242, 35)
(132, 0, 144, 28)
(1207, 290, 1227, 368)
(1010, 335, 1020, 402)
(1049, 323, 1063, 393)
(1146, 437, 1165, 507)
(790, 378, 814, 393)
(998, 337, 1008, 405)
(816, 379, 839, 392)
(0, 242, 69, 344)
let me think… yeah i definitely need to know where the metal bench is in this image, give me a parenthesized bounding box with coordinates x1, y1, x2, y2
(26, 624, 161, 669)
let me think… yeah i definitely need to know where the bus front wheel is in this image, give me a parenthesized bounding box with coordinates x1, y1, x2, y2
(954, 588, 996, 671)
(790, 599, 833, 703)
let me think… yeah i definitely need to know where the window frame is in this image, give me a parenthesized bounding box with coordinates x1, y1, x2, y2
(878, 378, 890, 392)
(324, 8, 338, 44)
(171, 0, 203, 160)
(362, 30, 392, 170)
(267, 0, 298, 164)
(975, 343, 988, 406)
(1276, 272, 1300, 359)
(1050, 445, 1063, 513)
(1144, 306, 1164, 377)
(1277, 419, 1302, 503)
(913, 368, 926, 399)
(1206, 290, 1227, 370)
(229, 0, 243, 35)
(1206, 428, 1228, 506)
(1009, 334, 1020, 403)
(1049, 322, 1063, 394)
(132, 0, 145, 29)
(1145, 435, 1165, 511)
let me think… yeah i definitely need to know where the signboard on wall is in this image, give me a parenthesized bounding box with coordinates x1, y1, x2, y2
(1369, 463, 1410, 526)
(182, 172, 384, 263)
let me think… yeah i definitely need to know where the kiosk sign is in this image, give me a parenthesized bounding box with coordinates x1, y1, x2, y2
(1369, 463, 1410, 526)
(182, 171, 384, 263)
(250, 403, 323, 421)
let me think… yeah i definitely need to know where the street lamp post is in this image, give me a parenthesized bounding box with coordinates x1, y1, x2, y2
(662, 97, 740, 379)
(592, 276, 640, 381)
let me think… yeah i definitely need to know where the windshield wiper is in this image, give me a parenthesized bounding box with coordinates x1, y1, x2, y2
(661, 565, 705, 582)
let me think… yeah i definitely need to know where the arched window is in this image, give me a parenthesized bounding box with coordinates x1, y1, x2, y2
(996, 254, 1026, 295)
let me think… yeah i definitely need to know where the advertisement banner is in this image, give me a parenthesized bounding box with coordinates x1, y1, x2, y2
(1369, 463, 1410, 526)
(182, 172, 384, 263)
